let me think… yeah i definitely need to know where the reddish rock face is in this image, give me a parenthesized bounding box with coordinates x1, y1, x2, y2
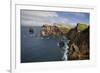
(41, 24, 66, 37)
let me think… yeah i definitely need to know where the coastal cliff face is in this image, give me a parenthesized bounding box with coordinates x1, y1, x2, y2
(67, 24, 89, 60)
(40, 23, 90, 60)
(40, 24, 70, 37)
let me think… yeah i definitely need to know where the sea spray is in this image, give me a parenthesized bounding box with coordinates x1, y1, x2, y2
(58, 39, 70, 61)
(61, 42, 69, 60)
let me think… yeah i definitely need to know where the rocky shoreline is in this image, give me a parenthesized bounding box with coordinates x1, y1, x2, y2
(67, 24, 89, 60)
(40, 23, 89, 60)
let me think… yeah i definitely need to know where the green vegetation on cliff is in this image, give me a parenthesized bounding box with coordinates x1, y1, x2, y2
(77, 23, 89, 32)
(67, 23, 89, 60)
(56, 24, 71, 33)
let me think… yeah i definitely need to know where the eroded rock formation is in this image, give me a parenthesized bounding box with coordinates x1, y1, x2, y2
(67, 26, 89, 60)
(40, 24, 70, 37)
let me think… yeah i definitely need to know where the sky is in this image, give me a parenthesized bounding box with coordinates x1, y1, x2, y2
(21, 9, 90, 26)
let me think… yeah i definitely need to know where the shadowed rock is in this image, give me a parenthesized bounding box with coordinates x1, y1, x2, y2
(67, 25, 89, 60)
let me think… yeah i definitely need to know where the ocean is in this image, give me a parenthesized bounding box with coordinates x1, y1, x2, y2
(21, 26, 68, 63)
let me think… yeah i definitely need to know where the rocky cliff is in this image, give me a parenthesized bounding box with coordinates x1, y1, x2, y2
(40, 23, 90, 60)
(67, 24, 89, 60)
(40, 24, 70, 37)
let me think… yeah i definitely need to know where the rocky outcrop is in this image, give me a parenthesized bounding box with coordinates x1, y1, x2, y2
(67, 26, 89, 60)
(40, 24, 70, 37)
(29, 27, 34, 34)
(40, 23, 90, 60)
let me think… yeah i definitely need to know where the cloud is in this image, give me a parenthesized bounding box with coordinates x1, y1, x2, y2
(21, 10, 89, 26)
(50, 17, 69, 24)
(21, 10, 69, 26)
(21, 10, 58, 18)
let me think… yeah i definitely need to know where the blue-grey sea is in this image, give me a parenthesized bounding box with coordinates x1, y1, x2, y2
(21, 26, 66, 63)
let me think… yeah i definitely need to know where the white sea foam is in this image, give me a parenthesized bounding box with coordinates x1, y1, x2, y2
(58, 40, 70, 61)
(61, 42, 69, 61)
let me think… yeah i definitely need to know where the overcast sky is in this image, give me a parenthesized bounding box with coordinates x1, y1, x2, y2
(20, 9, 89, 26)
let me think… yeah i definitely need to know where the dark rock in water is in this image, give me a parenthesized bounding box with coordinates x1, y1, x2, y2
(67, 26, 89, 60)
(58, 41, 65, 48)
(29, 27, 34, 34)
